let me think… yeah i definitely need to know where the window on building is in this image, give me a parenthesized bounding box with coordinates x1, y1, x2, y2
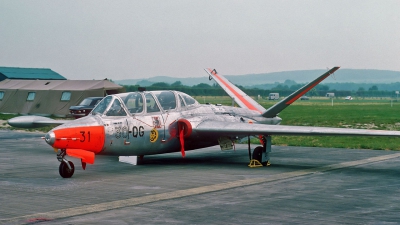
(0, 91, 4, 100)
(61, 91, 71, 101)
(27, 92, 36, 101)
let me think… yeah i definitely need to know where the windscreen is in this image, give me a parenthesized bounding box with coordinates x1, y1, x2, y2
(91, 96, 113, 115)
(105, 99, 127, 116)
(79, 98, 92, 106)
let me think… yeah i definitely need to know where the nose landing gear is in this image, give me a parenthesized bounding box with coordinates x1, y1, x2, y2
(57, 149, 75, 178)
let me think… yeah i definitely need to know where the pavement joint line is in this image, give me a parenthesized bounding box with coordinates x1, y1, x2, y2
(2, 152, 400, 225)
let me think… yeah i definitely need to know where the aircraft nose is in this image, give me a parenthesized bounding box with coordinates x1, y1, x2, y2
(47, 125, 105, 153)
(45, 131, 56, 145)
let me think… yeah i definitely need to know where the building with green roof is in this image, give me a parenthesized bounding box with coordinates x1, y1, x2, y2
(0, 67, 66, 81)
(0, 67, 126, 117)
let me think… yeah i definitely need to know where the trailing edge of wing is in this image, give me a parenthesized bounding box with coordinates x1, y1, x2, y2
(194, 121, 400, 137)
(205, 68, 266, 114)
(262, 67, 340, 118)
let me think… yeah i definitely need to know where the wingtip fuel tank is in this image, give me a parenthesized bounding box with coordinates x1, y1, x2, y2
(7, 116, 60, 128)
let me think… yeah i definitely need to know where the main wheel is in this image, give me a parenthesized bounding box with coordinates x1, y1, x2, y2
(252, 146, 263, 162)
(59, 161, 75, 178)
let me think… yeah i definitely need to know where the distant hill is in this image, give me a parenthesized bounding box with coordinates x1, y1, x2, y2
(116, 76, 206, 86)
(116, 69, 400, 87)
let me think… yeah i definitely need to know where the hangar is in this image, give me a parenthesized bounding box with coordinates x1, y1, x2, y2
(0, 67, 124, 117)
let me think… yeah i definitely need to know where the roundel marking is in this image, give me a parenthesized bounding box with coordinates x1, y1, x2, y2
(150, 128, 158, 143)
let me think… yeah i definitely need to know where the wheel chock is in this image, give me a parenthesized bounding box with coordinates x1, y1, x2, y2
(248, 159, 263, 168)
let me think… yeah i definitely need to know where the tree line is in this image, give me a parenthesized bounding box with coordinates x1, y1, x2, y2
(123, 81, 398, 98)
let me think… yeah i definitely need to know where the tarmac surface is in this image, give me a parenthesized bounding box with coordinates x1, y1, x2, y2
(1, 129, 400, 224)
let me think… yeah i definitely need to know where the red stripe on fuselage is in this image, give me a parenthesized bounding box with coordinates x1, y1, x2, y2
(209, 69, 261, 113)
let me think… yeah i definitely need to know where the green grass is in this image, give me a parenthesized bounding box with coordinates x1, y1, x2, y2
(273, 99, 400, 150)
(279, 102, 399, 129)
(0, 113, 16, 120)
(271, 136, 397, 150)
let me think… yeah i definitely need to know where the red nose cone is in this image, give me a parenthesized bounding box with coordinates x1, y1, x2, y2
(51, 126, 105, 153)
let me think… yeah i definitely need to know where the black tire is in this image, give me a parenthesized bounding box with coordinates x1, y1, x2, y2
(252, 146, 263, 162)
(59, 161, 75, 178)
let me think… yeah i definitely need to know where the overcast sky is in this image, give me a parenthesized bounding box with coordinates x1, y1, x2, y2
(1, 0, 399, 80)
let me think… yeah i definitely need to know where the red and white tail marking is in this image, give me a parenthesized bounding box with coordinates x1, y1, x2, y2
(206, 68, 265, 113)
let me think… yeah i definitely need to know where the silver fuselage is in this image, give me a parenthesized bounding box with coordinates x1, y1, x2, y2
(51, 90, 281, 156)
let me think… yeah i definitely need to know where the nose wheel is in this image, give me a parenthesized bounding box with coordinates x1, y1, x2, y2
(59, 161, 75, 178)
(57, 149, 75, 178)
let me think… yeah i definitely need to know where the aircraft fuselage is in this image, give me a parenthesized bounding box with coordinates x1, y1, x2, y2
(47, 101, 281, 157)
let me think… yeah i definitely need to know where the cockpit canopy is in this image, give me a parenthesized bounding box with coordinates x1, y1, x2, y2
(91, 90, 199, 116)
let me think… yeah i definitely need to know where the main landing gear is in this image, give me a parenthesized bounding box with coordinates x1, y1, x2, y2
(57, 149, 75, 178)
(248, 135, 271, 168)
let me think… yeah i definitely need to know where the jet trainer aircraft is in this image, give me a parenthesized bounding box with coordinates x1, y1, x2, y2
(8, 67, 400, 178)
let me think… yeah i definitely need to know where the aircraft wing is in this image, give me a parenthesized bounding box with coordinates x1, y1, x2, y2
(193, 121, 400, 137)
(7, 116, 70, 128)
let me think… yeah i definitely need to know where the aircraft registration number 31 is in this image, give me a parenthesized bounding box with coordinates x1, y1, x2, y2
(80, 131, 90, 142)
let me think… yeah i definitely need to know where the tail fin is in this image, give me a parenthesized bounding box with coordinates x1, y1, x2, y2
(205, 67, 340, 118)
(205, 68, 266, 113)
(262, 67, 340, 118)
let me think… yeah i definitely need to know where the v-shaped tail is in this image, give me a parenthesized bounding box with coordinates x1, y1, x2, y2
(205, 67, 340, 118)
